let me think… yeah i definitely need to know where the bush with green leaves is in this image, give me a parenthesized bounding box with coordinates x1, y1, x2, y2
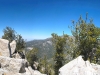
(26, 48, 38, 69)
(2, 26, 26, 53)
(51, 33, 68, 75)
(70, 14, 100, 63)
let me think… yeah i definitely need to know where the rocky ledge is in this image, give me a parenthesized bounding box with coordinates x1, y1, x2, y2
(59, 56, 100, 75)
(0, 39, 46, 75)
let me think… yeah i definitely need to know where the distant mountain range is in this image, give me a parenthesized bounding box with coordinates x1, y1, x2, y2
(26, 38, 55, 59)
(26, 36, 75, 60)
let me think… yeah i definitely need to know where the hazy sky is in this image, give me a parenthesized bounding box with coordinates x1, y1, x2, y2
(0, 0, 100, 41)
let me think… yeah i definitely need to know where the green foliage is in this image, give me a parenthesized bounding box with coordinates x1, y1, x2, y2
(26, 48, 38, 69)
(16, 34, 26, 52)
(38, 55, 54, 75)
(71, 14, 100, 63)
(51, 33, 68, 75)
(64, 36, 76, 63)
(2, 26, 16, 43)
(38, 55, 48, 74)
(2, 26, 26, 53)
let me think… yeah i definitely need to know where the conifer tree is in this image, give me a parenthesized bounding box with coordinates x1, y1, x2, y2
(71, 14, 100, 62)
(2, 27, 26, 56)
(16, 34, 26, 52)
(26, 48, 38, 69)
(2, 26, 16, 43)
(51, 33, 68, 75)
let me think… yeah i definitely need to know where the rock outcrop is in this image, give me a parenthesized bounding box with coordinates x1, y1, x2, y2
(0, 56, 26, 73)
(59, 56, 100, 75)
(0, 39, 9, 56)
(12, 52, 21, 59)
(0, 39, 16, 57)
(0, 38, 46, 75)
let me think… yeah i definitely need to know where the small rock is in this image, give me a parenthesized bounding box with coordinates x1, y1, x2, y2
(19, 62, 26, 73)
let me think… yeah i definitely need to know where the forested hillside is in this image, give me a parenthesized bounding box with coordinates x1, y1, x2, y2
(26, 38, 54, 59)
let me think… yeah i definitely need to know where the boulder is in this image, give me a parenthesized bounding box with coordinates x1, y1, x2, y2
(0, 39, 16, 57)
(0, 56, 26, 73)
(0, 39, 9, 56)
(10, 40, 16, 54)
(33, 61, 39, 70)
(12, 52, 21, 59)
(59, 56, 100, 75)
(19, 62, 26, 73)
(0, 39, 46, 75)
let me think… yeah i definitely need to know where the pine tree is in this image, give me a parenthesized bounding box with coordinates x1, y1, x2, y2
(51, 33, 68, 75)
(26, 48, 38, 69)
(2, 26, 16, 43)
(16, 34, 26, 53)
(71, 14, 100, 62)
(2, 27, 26, 57)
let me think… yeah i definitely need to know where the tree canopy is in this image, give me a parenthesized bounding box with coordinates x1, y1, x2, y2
(2, 26, 26, 54)
(26, 48, 38, 69)
(2, 26, 16, 43)
(71, 14, 100, 63)
(51, 33, 68, 75)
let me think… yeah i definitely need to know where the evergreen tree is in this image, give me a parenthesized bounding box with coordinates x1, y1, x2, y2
(26, 48, 38, 69)
(2, 26, 16, 43)
(38, 55, 54, 75)
(71, 14, 100, 62)
(51, 33, 68, 75)
(2, 27, 26, 57)
(16, 34, 26, 52)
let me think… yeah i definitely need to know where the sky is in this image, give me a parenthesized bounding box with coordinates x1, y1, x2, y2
(0, 0, 100, 41)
